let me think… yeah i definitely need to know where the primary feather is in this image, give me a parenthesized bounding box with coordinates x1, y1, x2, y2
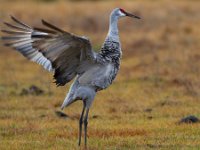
(1, 16, 96, 86)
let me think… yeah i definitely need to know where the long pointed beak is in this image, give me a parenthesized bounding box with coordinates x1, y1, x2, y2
(125, 12, 141, 19)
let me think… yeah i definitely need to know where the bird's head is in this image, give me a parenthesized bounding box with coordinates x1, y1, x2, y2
(112, 8, 141, 19)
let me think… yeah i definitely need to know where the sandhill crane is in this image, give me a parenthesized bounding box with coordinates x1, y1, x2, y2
(1, 8, 140, 147)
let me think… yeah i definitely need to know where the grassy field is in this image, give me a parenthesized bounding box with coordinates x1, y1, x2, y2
(1, 0, 200, 149)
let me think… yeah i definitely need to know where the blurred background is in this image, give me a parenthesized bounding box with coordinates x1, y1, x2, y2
(0, 0, 200, 149)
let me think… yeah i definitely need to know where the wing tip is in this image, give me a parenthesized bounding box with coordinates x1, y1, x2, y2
(41, 19, 65, 33)
(9, 14, 15, 20)
(9, 14, 20, 24)
(41, 19, 50, 27)
(2, 42, 12, 47)
(1, 29, 6, 33)
(3, 21, 9, 26)
(41, 19, 46, 24)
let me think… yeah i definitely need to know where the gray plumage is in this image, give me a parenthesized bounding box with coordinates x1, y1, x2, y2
(1, 8, 140, 147)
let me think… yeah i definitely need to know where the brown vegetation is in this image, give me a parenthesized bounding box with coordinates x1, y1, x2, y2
(1, 0, 200, 149)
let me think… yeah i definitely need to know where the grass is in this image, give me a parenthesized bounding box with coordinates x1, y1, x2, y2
(1, 0, 200, 149)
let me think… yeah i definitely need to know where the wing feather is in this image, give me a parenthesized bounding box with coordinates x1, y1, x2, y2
(1, 29, 31, 35)
(3, 22, 30, 32)
(1, 16, 95, 86)
(1, 16, 54, 72)
(41, 19, 65, 33)
(10, 15, 32, 29)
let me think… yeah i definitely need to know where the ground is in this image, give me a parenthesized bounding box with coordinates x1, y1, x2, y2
(0, 0, 200, 149)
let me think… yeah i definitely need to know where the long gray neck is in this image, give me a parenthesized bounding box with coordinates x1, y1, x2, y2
(107, 14, 120, 42)
(100, 14, 122, 59)
(100, 10, 122, 59)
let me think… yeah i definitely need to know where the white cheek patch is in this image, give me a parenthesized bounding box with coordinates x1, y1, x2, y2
(119, 11, 126, 17)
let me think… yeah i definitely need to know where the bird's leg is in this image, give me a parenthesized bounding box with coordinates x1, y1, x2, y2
(78, 102, 86, 146)
(84, 108, 90, 147)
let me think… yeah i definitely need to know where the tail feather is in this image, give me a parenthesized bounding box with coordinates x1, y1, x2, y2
(61, 96, 74, 110)
(60, 77, 79, 110)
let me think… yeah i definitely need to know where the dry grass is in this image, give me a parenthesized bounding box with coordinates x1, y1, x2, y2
(1, 0, 200, 149)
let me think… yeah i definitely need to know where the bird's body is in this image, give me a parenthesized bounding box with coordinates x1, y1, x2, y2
(62, 37, 121, 109)
(1, 8, 140, 147)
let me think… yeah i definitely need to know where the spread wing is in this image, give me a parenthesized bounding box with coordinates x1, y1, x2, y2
(1, 16, 96, 86)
